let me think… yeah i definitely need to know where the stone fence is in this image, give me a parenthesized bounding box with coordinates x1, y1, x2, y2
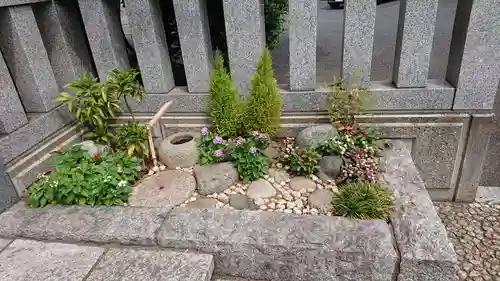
(1, 0, 500, 212)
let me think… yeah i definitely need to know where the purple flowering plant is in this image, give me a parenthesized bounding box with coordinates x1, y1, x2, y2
(197, 127, 227, 165)
(230, 137, 269, 183)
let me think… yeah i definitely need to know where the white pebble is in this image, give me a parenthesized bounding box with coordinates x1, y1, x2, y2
(293, 208, 302, 214)
(276, 209, 283, 213)
(216, 202, 224, 208)
(267, 177, 275, 183)
(276, 194, 283, 199)
(159, 165, 166, 171)
(295, 199, 304, 208)
(311, 208, 319, 215)
(217, 193, 229, 203)
(192, 192, 198, 196)
(260, 205, 268, 210)
(299, 188, 307, 194)
(317, 184, 324, 189)
(241, 185, 248, 190)
(212, 193, 218, 197)
(230, 185, 237, 190)
(284, 209, 293, 214)
(284, 166, 290, 171)
(152, 166, 159, 172)
(271, 198, 277, 203)
(175, 167, 181, 170)
(327, 212, 332, 216)
(268, 202, 276, 209)
(188, 196, 197, 202)
(264, 174, 270, 179)
(180, 203, 186, 207)
(280, 181, 286, 186)
(310, 175, 319, 182)
(283, 195, 293, 201)
(303, 208, 310, 214)
(273, 183, 281, 189)
(236, 183, 243, 188)
(235, 187, 244, 194)
(285, 178, 291, 183)
(287, 202, 296, 209)
(206, 194, 214, 198)
(230, 190, 237, 195)
(307, 186, 316, 193)
(282, 190, 290, 197)
(292, 191, 301, 198)
(254, 198, 265, 206)
(277, 199, 286, 204)
(277, 204, 286, 210)
(147, 170, 154, 176)
(224, 189, 231, 195)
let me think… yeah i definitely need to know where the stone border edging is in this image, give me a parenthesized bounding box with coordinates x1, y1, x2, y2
(381, 141, 457, 281)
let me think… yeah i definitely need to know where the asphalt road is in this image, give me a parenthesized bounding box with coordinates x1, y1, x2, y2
(271, 0, 458, 85)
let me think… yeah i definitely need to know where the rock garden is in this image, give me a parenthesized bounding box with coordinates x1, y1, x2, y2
(3, 48, 457, 281)
(25, 49, 394, 222)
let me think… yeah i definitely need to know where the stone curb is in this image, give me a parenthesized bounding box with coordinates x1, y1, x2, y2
(381, 141, 458, 281)
(157, 208, 398, 281)
(0, 203, 171, 246)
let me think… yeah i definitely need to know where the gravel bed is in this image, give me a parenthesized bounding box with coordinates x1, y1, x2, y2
(435, 202, 500, 281)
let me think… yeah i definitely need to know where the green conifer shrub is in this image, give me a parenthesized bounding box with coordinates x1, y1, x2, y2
(241, 48, 282, 135)
(208, 51, 241, 137)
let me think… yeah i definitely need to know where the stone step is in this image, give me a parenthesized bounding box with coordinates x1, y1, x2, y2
(0, 239, 214, 281)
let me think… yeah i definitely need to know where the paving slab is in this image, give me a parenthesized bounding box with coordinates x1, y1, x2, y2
(0, 239, 104, 281)
(86, 248, 214, 281)
(0, 237, 12, 252)
(0, 203, 171, 245)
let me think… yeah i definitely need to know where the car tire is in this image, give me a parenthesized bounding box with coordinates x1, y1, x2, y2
(329, 3, 340, 9)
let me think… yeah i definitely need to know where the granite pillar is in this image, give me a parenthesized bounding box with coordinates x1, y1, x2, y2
(0, 51, 27, 133)
(125, 0, 175, 93)
(0, 0, 47, 7)
(33, 0, 95, 90)
(172, 0, 212, 93)
(392, 0, 439, 88)
(0, 5, 59, 112)
(446, 0, 500, 110)
(78, 0, 129, 81)
(0, 157, 18, 214)
(455, 114, 493, 202)
(341, 0, 376, 87)
(222, 0, 265, 94)
(289, 0, 317, 91)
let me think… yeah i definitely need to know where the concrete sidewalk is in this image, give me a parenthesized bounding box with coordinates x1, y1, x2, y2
(0, 238, 243, 281)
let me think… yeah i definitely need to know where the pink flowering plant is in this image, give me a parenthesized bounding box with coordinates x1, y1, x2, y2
(197, 127, 228, 165)
(284, 147, 321, 176)
(230, 135, 269, 183)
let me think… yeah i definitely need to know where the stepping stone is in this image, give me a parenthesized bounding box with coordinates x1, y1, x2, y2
(86, 248, 214, 281)
(129, 170, 196, 207)
(308, 189, 334, 213)
(194, 163, 239, 195)
(246, 179, 276, 200)
(229, 194, 258, 210)
(289, 177, 316, 192)
(186, 198, 220, 209)
(0, 239, 104, 281)
(268, 168, 290, 183)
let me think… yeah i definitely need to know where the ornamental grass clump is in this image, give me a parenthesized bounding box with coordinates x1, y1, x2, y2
(208, 51, 241, 137)
(332, 181, 394, 220)
(241, 48, 282, 135)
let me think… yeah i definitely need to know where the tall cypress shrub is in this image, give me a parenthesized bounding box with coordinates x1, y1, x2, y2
(242, 48, 282, 135)
(208, 51, 240, 137)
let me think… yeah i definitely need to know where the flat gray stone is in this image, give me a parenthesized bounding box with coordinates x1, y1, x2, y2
(229, 194, 257, 210)
(85, 248, 214, 281)
(157, 208, 398, 281)
(0, 203, 170, 245)
(129, 170, 196, 207)
(0, 239, 104, 281)
(186, 198, 219, 209)
(246, 179, 276, 200)
(381, 141, 457, 281)
(0, 238, 12, 252)
(194, 163, 239, 195)
(475, 186, 500, 203)
(264, 146, 280, 162)
(268, 168, 290, 183)
(308, 189, 334, 213)
(319, 155, 343, 180)
(296, 124, 338, 148)
(289, 177, 316, 192)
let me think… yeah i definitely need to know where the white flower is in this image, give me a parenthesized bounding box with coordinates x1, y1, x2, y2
(118, 180, 128, 188)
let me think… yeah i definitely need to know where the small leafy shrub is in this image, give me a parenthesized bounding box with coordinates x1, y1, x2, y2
(341, 146, 380, 182)
(332, 181, 394, 220)
(197, 127, 228, 165)
(241, 48, 282, 135)
(55, 72, 120, 144)
(284, 147, 321, 176)
(351, 127, 380, 148)
(265, 0, 289, 49)
(230, 137, 269, 183)
(28, 147, 142, 208)
(106, 68, 144, 120)
(115, 122, 149, 157)
(314, 134, 356, 157)
(327, 76, 370, 132)
(208, 51, 241, 137)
